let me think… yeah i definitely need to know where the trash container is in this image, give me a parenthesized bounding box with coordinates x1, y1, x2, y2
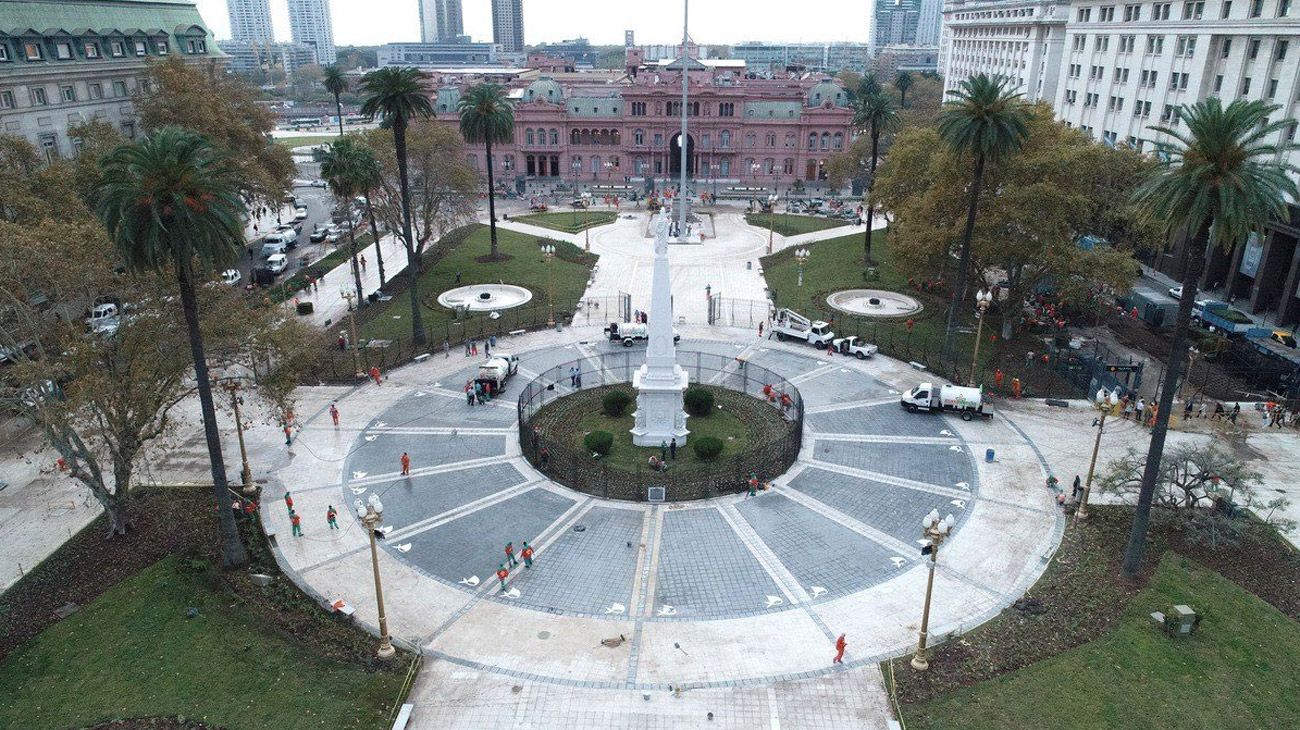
(985, 448, 995, 463)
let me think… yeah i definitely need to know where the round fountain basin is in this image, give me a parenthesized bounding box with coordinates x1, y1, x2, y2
(826, 289, 923, 318)
(437, 284, 533, 311)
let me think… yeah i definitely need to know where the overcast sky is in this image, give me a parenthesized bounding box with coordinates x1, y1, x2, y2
(195, 0, 873, 47)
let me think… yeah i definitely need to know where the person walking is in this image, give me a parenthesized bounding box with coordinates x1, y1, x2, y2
(521, 541, 534, 569)
(1229, 403, 1240, 423)
(465, 380, 475, 406)
(747, 473, 759, 498)
(360, 254, 367, 273)
(327, 505, 339, 530)
(283, 423, 293, 446)
(496, 563, 509, 592)
(465, 340, 472, 357)
(1071, 475, 1083, 503)
(400, 451, 411, 476)
(575, 369, 582, 388)
(1136, 398, 1146, 424)
(833, 634, 847, 664)
(329, 403, 340, 427)
(1183, 400, 1194, 420)
(290, 509, 303, 537)
(505, 541, 518, 568)
(369, 366, 382, 386)
(1197, 401, 1206, 419)
(284, 491, 294, 513)
(670, 438, 677, 460)
(660, 441, 668, 462)
(758, 322, 764, 338)
(1121, 396, 1133, 420)
(471, 339, 479, 356)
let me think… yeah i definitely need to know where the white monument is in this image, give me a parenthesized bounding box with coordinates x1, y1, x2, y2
(631, 214, 690, 446)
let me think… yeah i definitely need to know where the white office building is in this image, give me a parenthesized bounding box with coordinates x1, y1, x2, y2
(419, 0, 463, 43)
(941, 0, 1068, 102)
(942, 0, 1300, 158)
(227, 0, 274, 45)
(287, 0, 335, 65)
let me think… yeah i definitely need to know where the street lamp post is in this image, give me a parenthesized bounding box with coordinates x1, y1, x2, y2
(357, 494, 396, 660)
(541, 243, 556, 327)
(339, 289, 363, 379)
(969, 289, 994, 386)
(795, 247, 810, 287)
(219, 379, 255, 494)
(911, 510, 956, 671)
(1076, 388, 1118, 520)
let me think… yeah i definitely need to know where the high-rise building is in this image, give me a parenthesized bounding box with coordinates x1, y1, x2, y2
(491, 0, 525, 53)
(419, 0, 463, 43)
(873, 0, 922, 48)
(915, 0, 943, 46)
(227, 0, 274, 45)
(625, 30, 635, 48)
(941, 0, 1066, 102)
(731, 42, 871, 74)
(287, 0, 336, 65)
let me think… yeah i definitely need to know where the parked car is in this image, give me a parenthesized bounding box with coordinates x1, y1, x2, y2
(309, 225, 329, 243)
(293, 206, 308, 221)
(221, 269, 242, 286)
(266, 253, 288, 275)
(261, 240, 287, 258)
(84, 302, 120, 334)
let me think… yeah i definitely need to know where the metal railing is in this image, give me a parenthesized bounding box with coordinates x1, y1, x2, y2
(517, 350, 804, 502)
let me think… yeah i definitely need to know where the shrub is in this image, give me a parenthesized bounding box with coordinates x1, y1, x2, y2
(684, 387, 715, 417)
(602, 390, 632, 417)
(584, 430, 614, 456)
(692, 436, 724, 461)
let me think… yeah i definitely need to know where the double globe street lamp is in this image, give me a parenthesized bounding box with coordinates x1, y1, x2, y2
(794, 248, 810, 287)
(1076, 388, 1119, 520)
(911, 509, 956, 671)
(357, 493, 396, 660)
(540, 243, 556, 328)
(969, 289, 994, 386)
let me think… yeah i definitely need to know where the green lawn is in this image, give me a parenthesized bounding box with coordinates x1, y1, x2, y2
(0, 557, 405, 730)
(358, 225, 593, 343)
(572, 390, 751, 473)
(745, 212, 852, 237)
(513, 210, 619, 234)
(904, 553, 1300, 730)
(273, 134, 340, 150)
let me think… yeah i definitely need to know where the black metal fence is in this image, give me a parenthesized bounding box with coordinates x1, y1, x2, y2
(517, 350, 804, 502)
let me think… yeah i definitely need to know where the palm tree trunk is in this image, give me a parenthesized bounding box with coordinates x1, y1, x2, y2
(393, 116, 426, 345)
(1122, 223, 1210, 576)
(348, 224, 364, 307)
(942, 153, 987, 359)
(486, 136, 500, 260)
(863, 128, 881, 266)
(901, 89, 907, 108)
(175, 253, 247, 569)
(334, 92, 344, 138)
(364, 193, 386, 287)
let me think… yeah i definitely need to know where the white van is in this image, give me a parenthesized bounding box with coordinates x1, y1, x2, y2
(261, 240, 287, 258)
(266, 253, 288, 274)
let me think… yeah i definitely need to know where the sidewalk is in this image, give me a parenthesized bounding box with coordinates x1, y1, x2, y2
(294, 232, 411, 329)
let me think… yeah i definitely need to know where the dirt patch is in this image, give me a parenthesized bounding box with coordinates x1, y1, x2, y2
(84, 718, 223, 730)
(892, 506, 1300, 706)
(473, 253, 515, 264)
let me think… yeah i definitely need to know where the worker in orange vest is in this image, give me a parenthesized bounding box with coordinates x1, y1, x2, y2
(400, 452, 411, 475)
(369, 366, 382, 386)
(833, 633, 847, 663)
(504, 541, 518, 567)
(521, 541, 534, 569)
(290, 510, 303, 537)
(284, 491, 294, 512)
(496, 563, 509, 591)
(1011, 377, 1022, 399)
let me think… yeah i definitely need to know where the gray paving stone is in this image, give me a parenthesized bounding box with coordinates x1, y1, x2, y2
(378, 388, 518, 428)
(401, 488, 577, 586)
(787, 466, 964, 546)
(806, 403, 952, 438)
(735, 493, 901, 597)
(351, 462, 528, 530)
(349, 433, 507, 476)
(509, 506, 643, 614)
(655, 507, 782, 617)
(812, 441, 971, 487)
(793, 368, 891, 403)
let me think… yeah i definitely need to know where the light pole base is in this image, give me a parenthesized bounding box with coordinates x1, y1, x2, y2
(1076, 506, 1090, 520)
(377, 640, 396, 660)
(910, 654, 929, 671)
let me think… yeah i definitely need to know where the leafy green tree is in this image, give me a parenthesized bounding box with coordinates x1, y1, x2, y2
(853, 91, 900, 265)
(359, 67, 434, 344)
(323, 65, 348, 137)
(936, 74, 1031, 358)
(894, 71, 914, 108)
(1121, 98, 1299, 576)
(858, 72, 882, 98)
(458, 83, 515, 261)
(319, 138, 370, 308)
(93, 127, 249, 568)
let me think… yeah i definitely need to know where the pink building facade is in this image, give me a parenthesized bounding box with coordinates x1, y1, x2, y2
(431, 70, 856, 187)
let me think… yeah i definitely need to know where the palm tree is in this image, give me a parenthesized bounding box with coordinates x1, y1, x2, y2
(320, 138, 369, 308)
(854, 91, 900, 266)
(894, 71, 914, 108)
(457, 83, 515, 261)
(859, 72, 882, 98)
(1121, 99, 1298, 576)
(94, 127, 248, 568)
(936, 74, 1031, 359)
(355, 148, 387, 288)
(323, 65, 347, 138)
(360, 67, 433, 344)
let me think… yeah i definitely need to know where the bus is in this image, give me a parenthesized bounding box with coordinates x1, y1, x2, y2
(288, 118, 323, 130)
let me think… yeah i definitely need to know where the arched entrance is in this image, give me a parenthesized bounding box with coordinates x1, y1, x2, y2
(670, 133, 695, 177)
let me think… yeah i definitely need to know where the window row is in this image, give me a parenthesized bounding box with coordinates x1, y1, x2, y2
(0, 36, 206, 64)
(0, 79, 138, 109)
(1079, 0, 1290, 22)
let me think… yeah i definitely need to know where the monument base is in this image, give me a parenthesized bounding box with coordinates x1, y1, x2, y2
(670, 232, 703, 245)
(630, 364, 690, 447)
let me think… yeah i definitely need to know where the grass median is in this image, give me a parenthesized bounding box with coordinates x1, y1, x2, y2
(745, 212, 853, 237)
(513, 210, 619, 234)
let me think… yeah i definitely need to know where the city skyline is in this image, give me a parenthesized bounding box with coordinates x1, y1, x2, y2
(196, 0, 873, 47)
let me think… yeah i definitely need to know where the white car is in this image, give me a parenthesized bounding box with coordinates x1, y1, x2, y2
(293, 206, 308, 221)
(1168, 285, 1183, 300)
(221, 269, 242, 285)
(261, 240, 287, 258)
(266, 253, 288, 274)
(325, 225, 341, 243)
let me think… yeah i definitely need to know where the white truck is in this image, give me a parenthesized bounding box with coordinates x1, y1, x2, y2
(831, 335, 878, 359)
(900, 382, 992, 421)
(770, 308, 834, 348)
(475, 353, 519, 390)
(605, 321, 681, 347)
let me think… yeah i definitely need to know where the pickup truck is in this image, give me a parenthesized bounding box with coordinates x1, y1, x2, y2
(831, 335, 878, 359)
(476, 353, 519, 390)
(605, 322, 681, 347)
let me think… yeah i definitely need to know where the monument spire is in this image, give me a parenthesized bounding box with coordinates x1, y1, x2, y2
(631, 213, 690, 447)
(675, 0, 690, 239)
